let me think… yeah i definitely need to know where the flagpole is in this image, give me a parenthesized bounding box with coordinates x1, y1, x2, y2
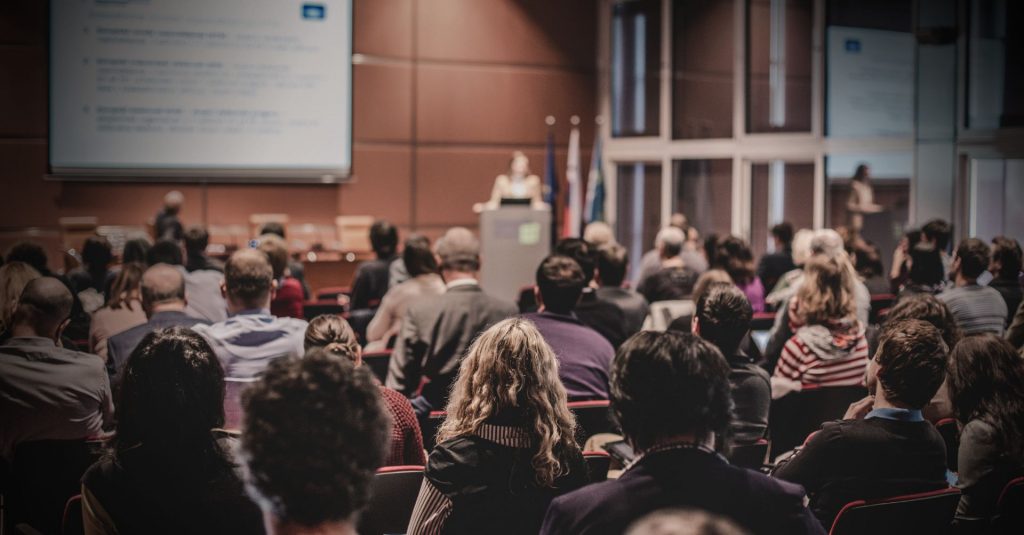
(544, 115, 558, 249)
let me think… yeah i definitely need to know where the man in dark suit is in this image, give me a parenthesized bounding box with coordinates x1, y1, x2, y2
(540, 331, 823, 535)
(575, 243, 649, 349)
(386, 227, 516, 415)
(107, 264, 208, 383)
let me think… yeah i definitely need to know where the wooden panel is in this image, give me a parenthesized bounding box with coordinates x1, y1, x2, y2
(353, 0, 413, 58)
(0, 141, 60, 228)
(342, 145, 413, 225)
(203, 184, 340, 227)
(56, 183, 204, 229)
(353, 63, 413, 142)
(0, 0, 47, 45)
(0, 47, 46, 138)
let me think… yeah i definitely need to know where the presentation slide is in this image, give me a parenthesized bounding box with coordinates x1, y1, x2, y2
(49, 0, 352, 182)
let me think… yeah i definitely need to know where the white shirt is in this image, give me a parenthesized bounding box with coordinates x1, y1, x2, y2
(192, 310, 307, 379)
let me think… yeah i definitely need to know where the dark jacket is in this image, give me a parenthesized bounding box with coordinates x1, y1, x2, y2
(988, 277, 1022, 328)
(522, 311, 615, 400)
(758, 250, 795, 293)
(106, 311, 209, 382)
(575, 287, 649, 349)
(541, 447, 823, 535)
(350, 257, 395, 310)
(637, 266, 698, 303)
(727, 350, 772, 444)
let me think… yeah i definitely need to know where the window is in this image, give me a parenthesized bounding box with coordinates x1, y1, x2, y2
(747, 0, 813, 133)
(672, 0, 734, 139)
(673, 159, 733, 237)
(750, 161, 814, 259)
(611, 0, 662, 137)
(966, 0, 1024, 129)
(616, 163, 662, 277)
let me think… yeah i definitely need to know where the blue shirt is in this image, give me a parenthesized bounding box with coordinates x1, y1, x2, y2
(865, 407, 925, 422)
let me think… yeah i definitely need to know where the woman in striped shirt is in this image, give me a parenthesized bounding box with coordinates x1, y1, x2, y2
(772, 255, 869, 398)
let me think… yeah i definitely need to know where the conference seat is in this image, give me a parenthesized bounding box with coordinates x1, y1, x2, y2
(6, 439, 105, 535)
(768, 384, 867, 458)
(828, 487, 961, 535)
(750, 311, 777, 331)
(568, 400, 618, 446)
(642, 300, 696, 331)
(357, 465, 425, 535)
(62, 495, 84, 535)
(583, 450, 612, 483)
(991, 476, 1024, 534)
(362, 350, 391, 383)
(728, 439, 770, 470)
(302, 302, 346, 321)
(933, 418, 960, 472)
(422, 410, 447, 451)
(314, 286, 350, 302)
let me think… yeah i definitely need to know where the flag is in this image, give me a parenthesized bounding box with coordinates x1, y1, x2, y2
(584, 135, 606, 223)
(543, 129, 559, 246)
(563, 125, 582, 238)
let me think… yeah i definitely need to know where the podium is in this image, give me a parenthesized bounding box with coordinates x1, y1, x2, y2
(479, 206, 551, 303)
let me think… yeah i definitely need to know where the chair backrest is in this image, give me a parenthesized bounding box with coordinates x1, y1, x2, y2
(357, 466, 426, 535)
(421, 411, 447, 451)
(302, 303, 346, 321)
(568, 400, 618, 446)
(643, 300, 696, 331)
(314, 286, 350, 302)
(362, 351, 392, 383)
(727, 439, 770, 470)
(223, 378, 256, 432)
(769, 384, 867, 457)
(750, 311, 777, 331)
(8, 439, 104, 535)
(829, 487, 961, 535)
(583, 451, 612, 483)
(62, 495, 83, 535)
(933, 418, 960, 472)
(992, 476, 1024, 533)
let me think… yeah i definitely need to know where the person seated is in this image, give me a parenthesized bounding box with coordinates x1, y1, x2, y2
(148, 237, 227, 323)
(939, 238, 1007, 335)
(0, 262, 41, 343)
(407, 318, 588, 535)
(183, 226, 224, 273)
(523, 255, 615, 400)
(920, 219, 954, 280)
(351, 220, 399, 310)
(89, 262, 147, 360)
(82, 328, 264, 534)
(947, 334, 1024, 524)
(366, 235, 445, 350)
(758, 222, 796, 294)
(304, 314, 425, 467)
(1009, 300, 1024, 351)
(106, 264, 210, 383)
(770, 255, 869, 396)
(540, 331, 822, 535)
(896, 246, 946, 298)
(575, 243, 650, 349)
(637, 227, 699, 304)
(987, 236, 1022, 325)
(853, 241, 890, 296)
(192, 249, 306, 380)
(692, 283, 770, 444)
(239, 348, 390, 535)
(68, 235, 114, 300)
(773, 319, 949, 528)
(0, 278, 113, 460)
(5, 241, 92, 342)
(582, 221, 616, 248)
(637, 214, 709, 285)
(387, 227, 516, 415)
(258, 222, 310, 299)
(712, 236, 764, 313)
(257, 234, 304, 320)
(154, 190, 185, 242)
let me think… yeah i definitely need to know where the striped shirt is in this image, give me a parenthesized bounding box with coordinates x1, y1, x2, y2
(938, 284, 1008, 336)
(775, 326, 869, 389)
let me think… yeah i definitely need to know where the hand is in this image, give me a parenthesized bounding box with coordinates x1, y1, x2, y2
(843, 395, 875, 420)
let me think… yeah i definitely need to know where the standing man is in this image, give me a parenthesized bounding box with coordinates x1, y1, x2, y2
(154, 190, 185, 242)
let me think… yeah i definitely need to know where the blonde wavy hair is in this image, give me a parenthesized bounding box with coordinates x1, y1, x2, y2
(438, 318, 580, 487)
(795, 254, 856, 325)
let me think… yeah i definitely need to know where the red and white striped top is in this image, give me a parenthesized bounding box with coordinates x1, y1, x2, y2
(775, 332, 869, 389)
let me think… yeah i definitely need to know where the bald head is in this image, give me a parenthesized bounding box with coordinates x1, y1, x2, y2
(13, 277, 73, 338)
(142, 264, 186, 314)
(225, 249, 274, 310)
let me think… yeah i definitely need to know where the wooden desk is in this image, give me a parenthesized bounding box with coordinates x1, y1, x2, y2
(301, 251, 374, 294)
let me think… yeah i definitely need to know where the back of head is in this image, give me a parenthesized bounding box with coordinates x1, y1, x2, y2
(947, 334, 1024, 457)
(874, 319, 947, 410)
(796, 255, 855, 325)
(656, 227, 686, 259)
(240, 349, 389, 526)
(12, 277, 73, 337)
(163, 190, 184, 214)
(907, 247, 945, 287)
(886, 293, 962, 350)
(669, 213, 688, 230)
(257, 234, 289, 279)
(402, 234, 438, 278)
(107, 262, 145, 310)
(713, 236, 755, 284)
(955, 238, 990, 280)
(183, 226, 210, 254)
(771, 222, 794, 247)
(122, 238, 152, 265)
(692, 270, 733, 306)
(258, 222, 286, 239)
(536, 255, 586, 314)
(596, 242, 629, 287)
(225, 249, 274, 310)
(555, 237, 596, 283)
(696, 283, 752, 357)
(626, 509, 750, 535)
(790, 229, 815, 266)
(141, 264, 186, 309)
(990, 236, 1022, 280)
(810, 229, 845, 259)
(5, 241, 49, 273)
(612, 331, 732, 451)
(436, 227, 480, 273)
(303, 314, 360, 361)
(922, 219, 952, 251)
(147, 239, 183, 267)
(369, 220, 398, 259)
(81, 235, 113, 271)
(583, 221, 615, 248)
(0, 262, 42, 330)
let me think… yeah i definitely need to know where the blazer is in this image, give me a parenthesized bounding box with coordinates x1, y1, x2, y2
(106, 310, 209, 381)
(540, 447, 824, 535)
(386, 283, 517, 410)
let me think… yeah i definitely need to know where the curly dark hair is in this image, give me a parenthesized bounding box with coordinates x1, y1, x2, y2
(696, 283, 752, 358)
(885, 293, 962, 351)
(536, 255, 586, 314)
(947, 334, 1024, 460)
(555, 237, 596, 283)
(239, 349, 391, 526)
(874, 319, 948, 410)
(955, 238, 990, 280)
(611, 331, 733, 451)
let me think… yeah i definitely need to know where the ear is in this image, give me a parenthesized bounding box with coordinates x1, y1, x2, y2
(533, 285, 544, 311)
(220, 281, 227, 299)
(55, 318, 70, 345)
(354, 346, 363, 367)
(269, 278, 278, 300)
(691, 315, 700, 335)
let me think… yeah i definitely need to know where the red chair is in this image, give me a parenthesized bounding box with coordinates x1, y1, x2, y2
(362, 350, 392, 383)
(933, 418, 960, 472)
(750, 311, 777, 331)
(357, 465, 425, 535)
(828, 487, 961, 535)
(568, 400, 618, 446)
(728, 438, 770, 470)
(62, 495, 83, 535)
(315, 286, 350, 302)
(584, 450, 612, 482)
(768, 384, 867, 457)
(992, 476, 1024, 533)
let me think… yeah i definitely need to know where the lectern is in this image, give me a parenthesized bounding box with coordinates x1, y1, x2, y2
(479, 206, 551, 303)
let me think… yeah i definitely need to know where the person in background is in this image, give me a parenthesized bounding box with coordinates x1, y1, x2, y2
(121, 238, 151, 266)
(523, 255, 615, 400)
(192, 249, 307, 380)
(637, 227, 699, 304)
(366, 235, 444, 350)
(0, 262, 41, 343)
(0, 278, 113, 460)
(304, 314, 425, 467)
(540, 331, 822, 535)
(257, 222, 309, 300)
(853, 241, 890, 296)
(184, 226, 224, 273)
(637, 214, 708, 285)
(988, 236, 1022, 325)
(947, 335, 1024, 524)
(625, 510, 750, 535)
(773, 320, 949, 528)
(1007, 300, 1024, 351)
(407, 318, 588, 535)
(89, 262, 147, 361)
(758, 222, 796, 295)
(106, 264, 210, 383)
(148, 238, 227, 323)
(896, 246, 946, 298)
(69, 235, 114, 298)
(82, 328, 264, 535)
(583, 221, 616, 248)
(938, 239, 1007, 335)
(845, 164, 882, 240)
(154, 190, 185, 242)
(920, 219, 954, 280)
(5, 241, 91, 342)
(351, 219, 399, 311)
(712, 236, 764, 313)
(575, 243, 650, 349)
(257, 234, 304, 320)
(765, 229, 814, 307)
(240, 349, 390, 535)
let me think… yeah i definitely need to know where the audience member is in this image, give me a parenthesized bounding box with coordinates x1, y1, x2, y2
(625, 509, 750, 535)
(184, 225, 224, 273)
(541, 331, 822, 535)
(240, 349, 390, 535)
(304, 314, 426, 466)
(692, 284, 770, 444)
(192, 249, 306, 379)
(1008, 300, 1024, 351)
(637, 215, 709, 284)
(853, 241, 890, 296)
(555, 237, 598, 285)
(575, 242, 650, 349)
(6, 241, 92, 341)
(637, 227, 699, 303)
(351, 219, 399, 310)
(154, 190, 185, 242)
(89, 262, 147, 360)
(0, 261, 41, 342)
(712, 236, 764, 313)
(387, 227, 516, 415)
(583, 221, 616, 247)
(258, 222, 310, 299)
(988, 236, 1022, 324)
(68, 235, 114, 297)
(947, 335, 1024, 523)
(82, 328, 264, 534)
(920, 219, 953, 278)
(523, 255, 615, 400)
(258, 233, 304, 319)
(407, 318, 588, 534)
(149, 237, 227, 323)
(773, 319, 949, 527)
(0, 278, 113, 460)
(121, 238, 151, 266)
(897, 246, 946, 297)
(106, 264, 209, 382)
(939, 238, 1007, 335)
(758, 222, 796, 294)
(366, 234, 444, 349)
(765, 229, 814, 306)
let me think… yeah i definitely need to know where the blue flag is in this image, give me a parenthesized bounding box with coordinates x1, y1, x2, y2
(584, 135, 606, 223)
(544, 130, 559, 245)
